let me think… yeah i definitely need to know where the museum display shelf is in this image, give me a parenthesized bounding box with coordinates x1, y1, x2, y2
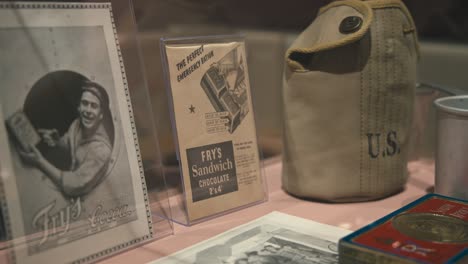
(102, 157, 435, 264)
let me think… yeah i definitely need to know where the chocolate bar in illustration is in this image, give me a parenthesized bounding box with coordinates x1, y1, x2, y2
(200, 47, 249, 134)
(5, 110, 41, 151)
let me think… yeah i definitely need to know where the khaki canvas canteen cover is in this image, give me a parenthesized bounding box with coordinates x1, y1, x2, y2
(282, 0, 418, 201)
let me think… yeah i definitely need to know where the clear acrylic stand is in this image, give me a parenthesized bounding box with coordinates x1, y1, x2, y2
(159, 35, 268, 226)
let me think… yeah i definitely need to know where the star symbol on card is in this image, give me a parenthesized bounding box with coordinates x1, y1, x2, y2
(189, 104, 196, 113)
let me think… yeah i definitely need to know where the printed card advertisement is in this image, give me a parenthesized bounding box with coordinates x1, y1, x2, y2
(162, 38, 265, 221)
(0, 3, 152, 264)
(152, 211, 351, 264)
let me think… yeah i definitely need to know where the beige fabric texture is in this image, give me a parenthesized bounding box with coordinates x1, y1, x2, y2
(282, 0, 418, 202)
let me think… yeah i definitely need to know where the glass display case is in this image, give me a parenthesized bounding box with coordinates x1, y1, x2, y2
(118, 0, 468, 262)
(1, 0, 468, 263)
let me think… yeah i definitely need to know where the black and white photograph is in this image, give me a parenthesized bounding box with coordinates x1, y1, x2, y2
(0, 3, 152, 264)
(151, 212, 351, 264)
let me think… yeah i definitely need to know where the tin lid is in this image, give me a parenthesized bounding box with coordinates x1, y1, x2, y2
(434, 95, 468, 117)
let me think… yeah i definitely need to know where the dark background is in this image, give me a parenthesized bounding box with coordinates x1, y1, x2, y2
(129, 0, 468, 43)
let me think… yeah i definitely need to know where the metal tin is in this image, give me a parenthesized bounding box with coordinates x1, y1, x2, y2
(434, 95, 468, 200)
(339, 194, 468, 264)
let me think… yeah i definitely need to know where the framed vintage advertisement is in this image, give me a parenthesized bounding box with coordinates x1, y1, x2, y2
(0, 2, 153, 263)
(161, 36, 267, 224)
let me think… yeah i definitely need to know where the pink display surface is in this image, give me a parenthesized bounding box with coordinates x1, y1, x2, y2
(101, 158, 435, 264)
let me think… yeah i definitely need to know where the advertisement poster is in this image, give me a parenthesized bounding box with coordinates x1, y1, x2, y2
(0, 3, 152, 263)
(162, 38, 265, 221)
(152, 211, 351, 264)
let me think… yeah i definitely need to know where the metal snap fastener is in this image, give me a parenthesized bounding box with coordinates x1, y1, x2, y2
(339, 16, 363, 34)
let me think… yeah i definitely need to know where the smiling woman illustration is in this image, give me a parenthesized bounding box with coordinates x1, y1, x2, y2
(21, 81, 112, 198)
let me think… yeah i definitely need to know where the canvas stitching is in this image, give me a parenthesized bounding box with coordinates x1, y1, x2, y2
(359, 39, 364, 194)
(390, 8, 397, 189)
(375, 9, 382, 195)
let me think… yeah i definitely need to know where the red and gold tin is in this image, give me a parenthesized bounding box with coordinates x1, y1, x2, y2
(339, 194, 468, 263)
